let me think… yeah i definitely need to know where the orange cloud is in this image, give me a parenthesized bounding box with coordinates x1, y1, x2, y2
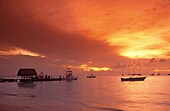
(80, 64, 111, 71)
(107, 29, 170, 59)
(0, 47, 45, 58)
(1, 0, 170, 75)
(3, 0, 170, 60)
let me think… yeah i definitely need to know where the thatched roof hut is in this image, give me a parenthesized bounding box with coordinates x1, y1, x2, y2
(17, 68, 37, 76)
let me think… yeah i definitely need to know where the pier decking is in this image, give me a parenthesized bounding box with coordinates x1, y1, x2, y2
(0, 78, 18, 82)
(0, 77, 62, 82)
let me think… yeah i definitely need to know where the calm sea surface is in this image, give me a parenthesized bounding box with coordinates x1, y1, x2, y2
(0, 75, 170, 111)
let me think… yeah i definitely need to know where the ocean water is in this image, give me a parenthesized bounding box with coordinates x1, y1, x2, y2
(0, 75, 170, 111)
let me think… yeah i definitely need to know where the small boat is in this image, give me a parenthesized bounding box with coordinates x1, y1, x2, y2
(168, 74, 170, 76)
(121, 76, 146, 82)
(62, 68, 78, 80)
(87, 74, 96, 78)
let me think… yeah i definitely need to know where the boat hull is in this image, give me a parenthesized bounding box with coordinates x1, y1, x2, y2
(87, 76, 96, 78)
(121, 77, 146, 81)
(62, 77, 78, 80)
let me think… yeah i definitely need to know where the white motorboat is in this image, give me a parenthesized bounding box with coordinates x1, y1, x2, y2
(62, 69, 78, 80)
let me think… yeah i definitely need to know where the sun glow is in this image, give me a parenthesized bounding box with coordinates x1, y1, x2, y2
(121, 50, 167, 59)
(0, 47, 45, 58)
(80, 64, 111, 71)
(107, 30, 170, 59)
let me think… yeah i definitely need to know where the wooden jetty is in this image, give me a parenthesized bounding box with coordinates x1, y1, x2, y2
(0, 78, 18, 82)
(0, 68, 63, 83)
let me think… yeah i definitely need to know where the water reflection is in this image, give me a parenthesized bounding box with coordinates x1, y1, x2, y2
(1, 76, 170, 111)
(17, 82, 37, 88)
(119, 76, 170, 111)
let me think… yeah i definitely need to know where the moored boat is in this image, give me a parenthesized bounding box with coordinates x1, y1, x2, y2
(151, 74, 155, 76)
(87, 74, 96, 78)
(62, 68, 78, 80)
(121, 76, 146, 81)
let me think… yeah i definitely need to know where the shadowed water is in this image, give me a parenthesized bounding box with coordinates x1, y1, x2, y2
(0, 75, 170, 111)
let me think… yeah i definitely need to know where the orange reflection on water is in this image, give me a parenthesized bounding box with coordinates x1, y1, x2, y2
(119, 76, 170, 111)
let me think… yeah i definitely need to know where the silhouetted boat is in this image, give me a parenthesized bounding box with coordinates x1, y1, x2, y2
(151, 74, 155, 76)
(87, 74, 96, 78)
(121, 76, 146, 81)
(168, 74, 170, 76)
(62, 68, 78, 80)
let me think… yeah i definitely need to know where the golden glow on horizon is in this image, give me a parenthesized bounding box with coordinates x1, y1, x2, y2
(154, 69, 170, 72)
(0, 47, 45, 58)
(80, 64, 111, 71)
(121, 50, 167, 59)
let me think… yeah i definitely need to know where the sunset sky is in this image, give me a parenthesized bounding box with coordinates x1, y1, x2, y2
(0, 0, 170, 76)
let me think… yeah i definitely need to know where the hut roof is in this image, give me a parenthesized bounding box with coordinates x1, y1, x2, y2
(17, 68, 37, 76)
